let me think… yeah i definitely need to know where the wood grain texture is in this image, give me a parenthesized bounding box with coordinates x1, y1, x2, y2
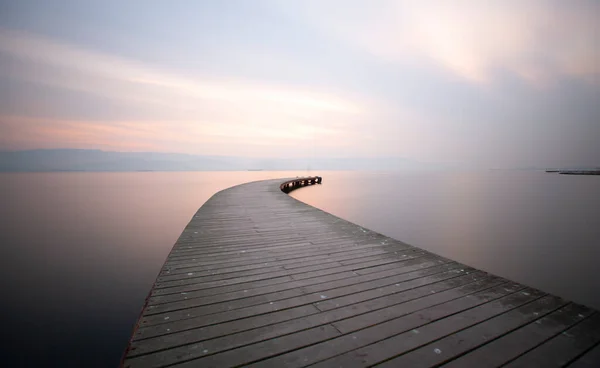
(121, 177, 599, 368)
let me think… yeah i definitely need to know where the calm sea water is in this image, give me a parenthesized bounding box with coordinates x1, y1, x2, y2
(1, 171, 599, 367)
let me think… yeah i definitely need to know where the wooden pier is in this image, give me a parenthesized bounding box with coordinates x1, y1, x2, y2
(122, 176, 600, 367)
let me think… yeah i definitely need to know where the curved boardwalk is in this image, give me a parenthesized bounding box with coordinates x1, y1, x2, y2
(122, 177, 600, 368)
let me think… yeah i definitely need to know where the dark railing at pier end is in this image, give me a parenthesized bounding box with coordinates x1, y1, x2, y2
(279, 176, 322, 193)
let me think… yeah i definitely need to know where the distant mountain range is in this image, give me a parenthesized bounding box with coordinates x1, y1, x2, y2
(0, 149, 449, 172)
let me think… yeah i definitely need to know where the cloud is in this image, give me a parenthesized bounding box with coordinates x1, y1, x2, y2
(0, 29, 362, 112)
(277, 0, 600, 85)
(1, 2, 597, 168)
(0, 29, 377, 156)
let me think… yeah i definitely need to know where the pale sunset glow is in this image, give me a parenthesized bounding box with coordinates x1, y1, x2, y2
(282, 0, 600, 84)
(1, 1, 598, 167)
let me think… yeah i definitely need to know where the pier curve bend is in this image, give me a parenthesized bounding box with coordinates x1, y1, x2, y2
(122, 177, 600, 368)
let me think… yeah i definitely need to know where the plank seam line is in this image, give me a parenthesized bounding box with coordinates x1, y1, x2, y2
(161, 247, 396, 274)
(277, 281, 527, 368)
(311, 268, 483, 312)
(140, 263, 466, 330)
(497, 311, 600, 368)
(149, 253, 436, 295)
(142, 263, 469, 320)
(134, 274, 505, 350)
(145, 258, 453, 311)
(130, 278, 505, 363)
(150, 255, 431, 298)
(157, 250, 414, 284)
(368, 295, 564, 368)
(162, 243, 389, 266)
(131, 280, 522, 365)
(563, 334, 600, 367)
(434, 301, 579, 368)
(163, 242, 392, 263)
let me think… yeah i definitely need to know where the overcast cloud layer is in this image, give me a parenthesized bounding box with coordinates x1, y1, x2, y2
(1, 0, 598, 168)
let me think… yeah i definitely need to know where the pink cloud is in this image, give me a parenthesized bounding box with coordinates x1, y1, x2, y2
(279, 0, 600, 85)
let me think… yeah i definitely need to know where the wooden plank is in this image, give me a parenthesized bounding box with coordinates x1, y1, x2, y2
(140, 263, 473, 330)
(156, 248, 414, 284)
(128, 305, 321, 356)
(151, 251, 429, 295)
(135, 260, 452, 340)
(125, 274, 492, 367)
(121, 177, 600, 368)
(569, 342, 600, 368)
(309, 290, 551, 368)
(248, 281, 523, 368)
(143, 257, 446, 318)
(162, 241, 384, 268)
(440, 303, 594, 368)
(331, 276, 508, 333)
(162, 246, 389, 275)
(501, 312, 600, 368)
(375, 296, 572, 368)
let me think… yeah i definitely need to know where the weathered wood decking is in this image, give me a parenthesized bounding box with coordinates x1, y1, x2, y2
(122, 177, 600, 368)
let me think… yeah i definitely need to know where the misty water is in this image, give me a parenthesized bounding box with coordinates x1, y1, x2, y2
(1, 171, 599, 367)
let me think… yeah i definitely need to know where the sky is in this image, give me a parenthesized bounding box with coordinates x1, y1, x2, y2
(0, 0, 598, 168)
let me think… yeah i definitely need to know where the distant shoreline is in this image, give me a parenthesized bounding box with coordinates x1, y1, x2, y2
(546, 169, 600, 175)
(0, 149, 445, 172)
